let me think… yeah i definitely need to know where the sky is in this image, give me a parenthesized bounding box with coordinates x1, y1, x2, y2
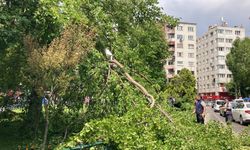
(158, 0, 250, 36)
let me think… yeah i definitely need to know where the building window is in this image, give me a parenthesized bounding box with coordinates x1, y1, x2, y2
(227, 74, 232, 78)
(218, 47, 224, 51)
(225, 30, 232, 34)
(217, 56, 225, 60)
(177, 34, 184, 41)
(168, 61, 174, 65)
(188, 27, 194, 32)
(226, 39, 233, 43)
(216, 38, 224, 43)
(226, 47, 231, 51)
(168, 34, 175, 39)
(177, 61, 183, 65)
(217, 29, 224, 34)
(210, 40, 214, 45)
(210, 32, 214, 36)
(188, 53, 195, 58)
(177, 52, 183, 57)
(177, 43, 183, 48)
(188, 35, 194, 41)
(188, 44, 194, 49)
(235, 30, 241, 35)
(177, 26, 183, 31)
(218, 74, 225, 78)
(188, 61, 194, 66)
(217, 65, 225, 69)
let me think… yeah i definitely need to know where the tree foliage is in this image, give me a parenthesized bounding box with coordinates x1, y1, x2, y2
(59, 106, 240, 150)
(24, 23, 95, 97)
(164, 68, 196, 109)
(0, 0, 246, 149)
(226, 38, 250, 97)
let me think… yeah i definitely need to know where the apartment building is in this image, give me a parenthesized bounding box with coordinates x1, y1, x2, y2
(164, 22, 197, 79)
(196, 22, 245, 100)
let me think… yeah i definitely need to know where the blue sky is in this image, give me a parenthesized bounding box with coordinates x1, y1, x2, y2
(158, 0, 250, 36)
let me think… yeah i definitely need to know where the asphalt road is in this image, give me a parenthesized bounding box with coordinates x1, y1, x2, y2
(205, 106, 249, 134)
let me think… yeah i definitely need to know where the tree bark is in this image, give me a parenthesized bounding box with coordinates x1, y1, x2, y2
(41, 105, 49, 150)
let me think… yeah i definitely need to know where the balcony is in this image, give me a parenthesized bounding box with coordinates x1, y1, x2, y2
(218, 51, 227, 56)
(217, 78, 229, 83)
(168, 41, 175, 46)
(166, 65, 175, 69)
(168, 47, 175, 51)
(166, 28, 175, 34)
(218, 59, 225, 65)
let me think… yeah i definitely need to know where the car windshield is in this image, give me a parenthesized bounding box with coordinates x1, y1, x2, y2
(246, 104, 250, 108)
(217, 101, 225, 105)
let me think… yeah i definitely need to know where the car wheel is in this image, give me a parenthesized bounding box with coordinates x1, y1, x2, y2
(240, 116, 244, 125)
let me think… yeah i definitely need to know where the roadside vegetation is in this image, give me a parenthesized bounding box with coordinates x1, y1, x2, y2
(0, 0, 250, 149)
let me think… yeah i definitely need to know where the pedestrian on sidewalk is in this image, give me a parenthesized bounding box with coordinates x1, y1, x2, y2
(193, 95, 206, 124)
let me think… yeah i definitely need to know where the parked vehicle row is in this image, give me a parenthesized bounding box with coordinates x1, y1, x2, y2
(211, 99, 250, 125)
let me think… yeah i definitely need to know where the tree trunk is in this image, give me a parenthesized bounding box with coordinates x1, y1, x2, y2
(41, 105, 49, 150)
(24, 88, 42, 138)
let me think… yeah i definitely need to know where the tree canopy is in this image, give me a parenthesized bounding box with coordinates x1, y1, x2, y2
(226, 38, 250, 97)
(0, 0, 248, 149)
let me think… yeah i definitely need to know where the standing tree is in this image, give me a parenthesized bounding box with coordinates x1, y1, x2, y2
(226, 38, 250, 97)
(24, 23, 95, 149)
(165, 68, 196, 109)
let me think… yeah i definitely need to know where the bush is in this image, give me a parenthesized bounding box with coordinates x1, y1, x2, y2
(59, 105, 240, 150)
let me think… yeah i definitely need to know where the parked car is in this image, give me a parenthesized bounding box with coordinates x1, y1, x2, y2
(213, 100, 225, 112)
(232, 102, 250, 125)
(233, 99, 244, 103)
(205, 101, 213, 107)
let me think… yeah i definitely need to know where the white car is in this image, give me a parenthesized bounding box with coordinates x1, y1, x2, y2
(232, 102, 250, 125)
(213, 100, 225, 112)
(233, 99, 244, 103)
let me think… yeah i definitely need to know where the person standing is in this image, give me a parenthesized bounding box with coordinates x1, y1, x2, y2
(193, 95, 206, 124)
(225, 99, 233, 123)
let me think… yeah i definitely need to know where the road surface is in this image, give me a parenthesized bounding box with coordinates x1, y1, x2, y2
(205, 106, 249, 134)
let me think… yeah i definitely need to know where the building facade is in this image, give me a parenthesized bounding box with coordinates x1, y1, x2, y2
(165, 22, 197, 79)
(196, 23, 245, 100)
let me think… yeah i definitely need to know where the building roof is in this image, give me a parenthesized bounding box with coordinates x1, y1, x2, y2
(179, 22, 197, 25)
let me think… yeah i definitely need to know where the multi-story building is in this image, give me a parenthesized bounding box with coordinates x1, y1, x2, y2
(164, 22, 197, 79)
(196, 22, 245, 100)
